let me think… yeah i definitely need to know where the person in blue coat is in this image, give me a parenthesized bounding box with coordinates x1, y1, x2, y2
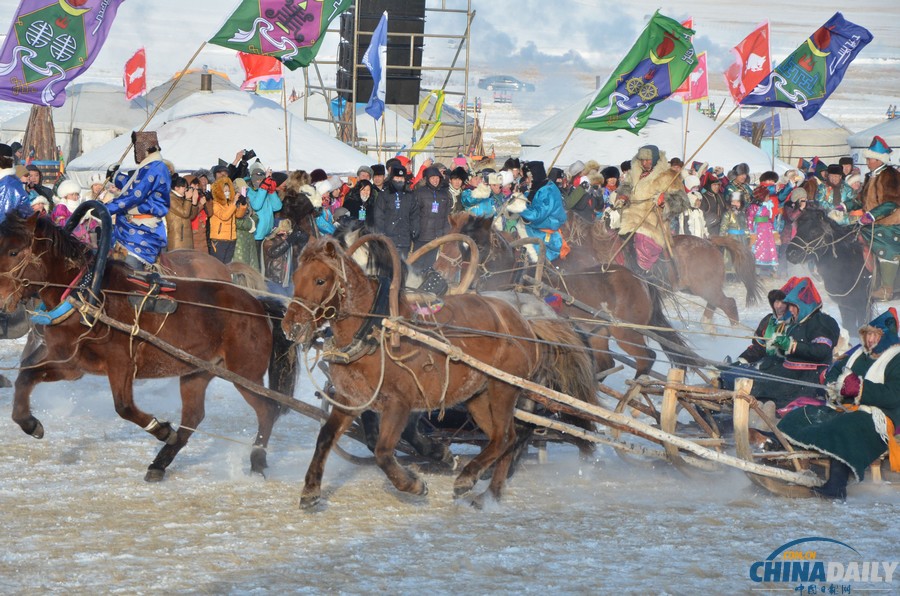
(246, 163, 283, 251)
(0, 144, 30, 223)
(108, 132, 171, 268)
(519, 161, 567, 261)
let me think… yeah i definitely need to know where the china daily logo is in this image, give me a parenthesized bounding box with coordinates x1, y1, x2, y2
(750, 537, 898, 587)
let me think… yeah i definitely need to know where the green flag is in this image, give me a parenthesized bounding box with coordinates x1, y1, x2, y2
(210, 0, 353, 71)
(574, 12, 695, 134)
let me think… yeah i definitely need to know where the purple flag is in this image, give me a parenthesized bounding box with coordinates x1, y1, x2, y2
(0, 0, 126, 107)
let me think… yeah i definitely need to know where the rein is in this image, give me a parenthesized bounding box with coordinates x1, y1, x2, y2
(321, 274, 393, 364)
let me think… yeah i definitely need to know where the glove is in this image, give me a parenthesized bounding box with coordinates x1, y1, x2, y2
(656, 192, 666, 207)
(834, 203, 846, 212)
(770, 334, 793, 354)
(859, 211, 875, 226)
(260, 177, 278, 193)
(840, 372, 862, 400)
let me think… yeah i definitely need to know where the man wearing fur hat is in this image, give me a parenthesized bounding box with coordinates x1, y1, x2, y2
(460, 171, 496, 218)
(108, 131, 171, 269)
(814, 163, 854, 214)
(724, 163, 753, 207)
(855, 136, 900, 300)
(616, 145, 689, 274)
(0, 143, 30, 224)
(562, 159, 601, 222)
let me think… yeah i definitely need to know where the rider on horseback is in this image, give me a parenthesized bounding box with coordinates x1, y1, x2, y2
(106, 131, 174, 311)
(615, 145, 689, 283)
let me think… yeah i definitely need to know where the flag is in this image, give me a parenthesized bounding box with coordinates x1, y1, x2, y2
(362, 11, 388, 120)
(0, 0, 126, 106)
(574, 11, 696, 134)
(237, 51, 283, 91)
(742, 13, 873, 119)
(210, 0, 353, 71)
(124, 48, 147, 101)
(724, 22, 771, 104)
(672, 18, 693, 97)
(674, 51, 708, 102)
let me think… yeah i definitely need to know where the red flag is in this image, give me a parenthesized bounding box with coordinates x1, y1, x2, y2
(724, 22, 771, 104)
(673, 18, 694, 97)
(238, 52, 283, 91)
(124, 49, 147, 101)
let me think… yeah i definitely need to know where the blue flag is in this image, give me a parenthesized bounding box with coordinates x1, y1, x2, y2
(363, 11, 388, 120)
(742, 13, 872, 120)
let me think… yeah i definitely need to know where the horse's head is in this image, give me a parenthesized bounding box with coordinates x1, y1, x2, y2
(434, 212, 492, 280)
(282, 237, 350, 346)
(786, 207, 832, 264)
(0, 213, 48, 312)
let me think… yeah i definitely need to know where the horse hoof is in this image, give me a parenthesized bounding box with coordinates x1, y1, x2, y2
(412, 480, 428, 497)
(144, 468, 166, 483)
(299, 494, 321, 509)
(30, 420, 44, 440)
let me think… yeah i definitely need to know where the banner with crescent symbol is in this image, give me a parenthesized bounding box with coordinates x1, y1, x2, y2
(0, 0, 126, 107)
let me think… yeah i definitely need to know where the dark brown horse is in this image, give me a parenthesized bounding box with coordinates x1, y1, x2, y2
(282, 236, 595, 507)
(0, 213, 294, 481)
(573, 217, 762, 327)
(436, 213, 695, 377)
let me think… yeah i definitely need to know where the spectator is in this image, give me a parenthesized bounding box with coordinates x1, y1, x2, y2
(84, 172, 113, 203)
(747, 178, 779, 276)
(356, 165, 374, 182)
(343, 178, 375, 225)
(724, 162, 752, 207)
(374, 164, 419, 258)
(232, 178, 260, 270)
(0, 143, 30, 223)
(208, 176, 240, 263)
(313, 179, 336, 235)
(165, 175, 199, 251)
(246, 163, 282, 252)
(413, 165, 453, 269)
(447, 166, 468, 212)
(24, 164, 53, 209)
(700, 175, 725, 237)
(460, 172, 494, 218)
(189, 176, 210, 254)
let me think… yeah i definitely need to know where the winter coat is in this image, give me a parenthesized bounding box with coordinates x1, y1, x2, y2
(563, 179, 596, 221)
(209, 180, 239, 242)
(460, 183, 495, 218)
(247, 185, 282, 241)
(342, 182, 376, 225)
(617, 152, 686, 246)
(233, 208, 260, 270)
(0, 169, 32, 223)
(700, 189, 726, 236)
(857, 164, 900, 260)
(165, 189, 199, 251)
(415, 179, 453, 243)
(374, 183, 419, 250)
(520, 181, 567, 261)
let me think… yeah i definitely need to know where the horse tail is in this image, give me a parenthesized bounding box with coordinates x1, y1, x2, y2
(227, 262, 269, 293)
(259, 297, 296, 419)
(646, 282, 701, 368)
(527, 317, 598, 457)
(710, 235, 763, 306)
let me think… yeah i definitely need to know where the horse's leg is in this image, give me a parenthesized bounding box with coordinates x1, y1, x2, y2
(588, 331, 614, 374)
(233, 381, 285, 476)
(11, 360, 83, 439)
(454, 383, 517, 499)
(301, 406, 357, 508)
(612, 328, 657, 377)
(486, 416, 520, 501)
(372, 402, 428, 496)
(359, 410, 380, 452)
(701, 303, 716, 333)
(144, 372, 213, 482)
(719, 295, 740, 327)
(400, 413, 453, 466)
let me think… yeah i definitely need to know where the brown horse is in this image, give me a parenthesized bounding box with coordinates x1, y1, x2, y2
(282, 236, 595, 507)
(436, 213, 696, 377)
(0, 213, 294, 481)
(572, 217, 762, 327)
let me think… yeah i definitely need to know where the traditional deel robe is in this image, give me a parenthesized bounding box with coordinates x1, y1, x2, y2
(747, 198, 778, 268)
(460, 182, 496, 218)
(617, 153, 684, 270)
(778, 310, 900, 481)
(857, 163, 900, 260)
(109, 153, 171, 265)
(520, 180, 567, 261)
(750, 278, 841, 409)
(0, 168, 30, 223)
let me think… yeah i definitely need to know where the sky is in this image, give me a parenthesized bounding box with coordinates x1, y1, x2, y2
(0, 1, 897, 130)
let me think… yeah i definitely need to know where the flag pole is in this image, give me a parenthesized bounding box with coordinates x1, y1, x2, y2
(114, 42, 207, 168)
(547, 126, 577, 172)
(682, 101, 691, 161)
(282, 84, 290, 171)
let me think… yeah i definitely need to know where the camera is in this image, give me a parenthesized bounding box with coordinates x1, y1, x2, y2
(242, 149, 256, 162)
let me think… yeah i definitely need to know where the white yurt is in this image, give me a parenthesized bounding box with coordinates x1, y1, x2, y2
(729, 107, 851, 165)
(847, 118, 900, 167)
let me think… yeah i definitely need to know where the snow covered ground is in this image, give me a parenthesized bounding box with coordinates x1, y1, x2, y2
(0, 280, 898, 594)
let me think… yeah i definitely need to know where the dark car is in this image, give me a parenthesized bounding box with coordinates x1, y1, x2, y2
(476, 75, 535, 92)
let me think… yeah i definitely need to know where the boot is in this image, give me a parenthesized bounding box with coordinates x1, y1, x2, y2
(812, 460, 851, 500)
(874, 258, 898, 301)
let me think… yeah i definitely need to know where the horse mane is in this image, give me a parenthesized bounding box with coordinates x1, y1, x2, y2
(279, 187, 317, 226)
(0, 213, 91, 265)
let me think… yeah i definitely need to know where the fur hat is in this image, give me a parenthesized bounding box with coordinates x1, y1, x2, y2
(211, 176, 236, 204)
(370, 164, 386, 176)
(566, 160, 585, 178)
(502, 157, 521, 171)
(846, 174, 862, 187)
(310, 168, 328, 184)
(487, 172, 503, 185)
(584, 160, 601, 174)
(548, 167, 565, 181)
(30, 195, 50, 211)
(500, 170, 515, 186)
(864, 135, 891, 162)
(390, 165, 407, 178)
(356, 165, 374, 178)
(327, 175, 343, 192)
(132, 130, 160, 163)
(600, 166, 620, 181)
(683, 174, 701, 191)
(791, 187, 808, 202)
(89, 173, 104, 186)
(314, 179, 332, 196)
(587, 170, 604, 186)
(233, 177, 248, 191)
(826, 163, 843, 176)
(0, 143, 11, 159)
(636, 145, 660, 166)
(192, 168, 212, 182)
(732, 162, 750, 176)
(274, 218, 293, 235)
(839, 156, 854, 167)
(449, 166, 468, 182)
(56, 179, 81, 198)
(670, 157, 684, 168)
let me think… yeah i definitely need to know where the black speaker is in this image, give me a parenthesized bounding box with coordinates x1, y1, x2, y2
(337, 0, 425, 106)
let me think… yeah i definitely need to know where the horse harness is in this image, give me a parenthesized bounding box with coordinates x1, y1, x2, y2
(314, 273, 393, 365)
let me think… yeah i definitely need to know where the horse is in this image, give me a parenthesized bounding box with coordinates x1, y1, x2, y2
(785, 207, 873, 331)
(0, 212, 295, 482)
(436, 212, 696, 377)
(578, 217, 762, 327)
(282, 236, 596, 507)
